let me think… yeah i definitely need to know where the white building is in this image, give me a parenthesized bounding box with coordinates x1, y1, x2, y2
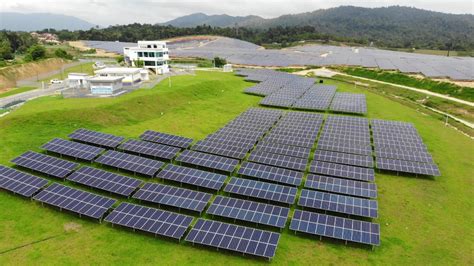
(87, 76, 124, 95)
(67, 73, 90, 88)
(94, 67, 143, 86)
(123, 41, 170, 74)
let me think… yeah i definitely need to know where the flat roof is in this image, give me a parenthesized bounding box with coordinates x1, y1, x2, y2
(68, 72, 89, 76)
(95, 67, 141, 74)
(87, 76, 124, 82)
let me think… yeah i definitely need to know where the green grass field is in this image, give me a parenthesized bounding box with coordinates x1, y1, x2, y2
(0, 71, 473, 265)
(0, 87, 37, 99)
(41, 62, 95, 82)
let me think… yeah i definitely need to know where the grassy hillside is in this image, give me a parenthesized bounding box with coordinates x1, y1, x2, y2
(0, 71, 473, 265)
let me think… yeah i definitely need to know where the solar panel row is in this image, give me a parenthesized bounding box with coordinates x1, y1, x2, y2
(11, 151, 78, 179)
(118, 139, 181, 160)
(42, 138, 105, 161)
(95, 150, 164, 176)
(156, 164, 227, 191)
(224, 177, 297, 205)
(69, 128, 124, 148)
(140, 130, 193, 148)
(0, 165, 49, 197)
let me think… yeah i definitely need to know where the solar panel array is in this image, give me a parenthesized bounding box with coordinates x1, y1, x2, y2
(305, 174, 377, 198)
(293, 85, 337, 111)
(290, 210, 380, 246)
(67, 166, 142, 197)
(175, 150, 239, 173)
(105, 202, 193, 240)
(118, 139, 181, 160)
(309, 160, 375, 182)
(372, 119, 440, 176)
(133, 182, 212, 213)
(224, 177, 297, 205)
(156, 164, 227, 190)
(11, 151, 78, 179)
(330, 93, 367, 114)
(259, 76, 316, 108)
(207, 196, 290, 228)
(41, 138, 105, 161)
(185, 219, 281, 259)
(0, 165, 49, 197)
(69, 128, 124, 148)
(33, 183, 116, 219)
(95, 150, 164, 176)
(238, 161, 303, 186)
(298, 189, 378, 218)
(140, 130, 193, 148)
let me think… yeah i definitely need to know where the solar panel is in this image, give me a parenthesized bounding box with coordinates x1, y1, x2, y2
(11, 151, 78, 179)
(290, 210, 380, 246)
(132, 182, 212, 213)
(191, 140, 249, 160)
(105, 202, 193, 240)
(156, 164, 227, 191)
(67, 166, 142, 197)
(298, 189, 378, 218)
(255, 142, 311, 159)
(68, 128, 124, 148)
(139, 130, 193, 148)
(309, 160, 375, 182)
(33, 183, 116, 219)
(376, 157, 441, 176)
(41, 138, 105, 161)
(118, 139, 181, 160)
(305, 174, 377, 198)
(185, 219, 280, 259)
(175, 150, 239, 173)
(207, 196, 290, 228)
(224, 177, 297, 205)
(95, 150, 164, 177)
(0, 165, 49, 197)
(313, 150, 374, 168)
(248, 151, 307, 171)
(238, 161, 303, 186)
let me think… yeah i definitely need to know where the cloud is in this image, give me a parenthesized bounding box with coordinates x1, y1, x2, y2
(2, 0, 473, 26)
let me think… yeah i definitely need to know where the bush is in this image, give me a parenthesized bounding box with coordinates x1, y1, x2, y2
(213, 57, 227, 68)
(26, 45, 46, 61)
(116, 55, 124, 64)
(54, 48, 73, 60)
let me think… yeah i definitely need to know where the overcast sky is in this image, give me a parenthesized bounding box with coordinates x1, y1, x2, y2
(2, 0, 473, 26)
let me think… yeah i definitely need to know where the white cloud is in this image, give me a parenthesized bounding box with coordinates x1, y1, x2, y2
(1, 0, 473, 26)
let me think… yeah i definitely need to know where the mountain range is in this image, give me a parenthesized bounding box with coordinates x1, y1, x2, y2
(0, 12, 96, 31)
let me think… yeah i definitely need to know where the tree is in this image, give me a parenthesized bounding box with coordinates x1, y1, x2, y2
(26, 44, 46, 61)
(213, 56, 227, 67)
(133, 58, 144, 67)
(0, 40, 13, 60)
(54, 48, 73, 59)
(116, 55, 124, 64)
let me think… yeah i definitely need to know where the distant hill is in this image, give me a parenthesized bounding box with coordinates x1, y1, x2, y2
(161, 12, 264, 27)
(0, 12, 96, 31)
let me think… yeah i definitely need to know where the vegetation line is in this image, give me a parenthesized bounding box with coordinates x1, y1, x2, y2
(0, 234, 63, 255)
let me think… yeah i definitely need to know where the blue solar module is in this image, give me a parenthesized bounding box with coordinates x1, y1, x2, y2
(313, 149, 374, 168)
(68, 128, 124, 148)
(255, 142, 311, 159)
(309, 160, 375, 182)
(224, 177, 297, 205)
(118, 139, 181, 160)
(207, 196, 290, 228)
(11, 151, 78, 179)
(185, 219, 281, 259)
(156, 164, 227, 191)
(105, 202, 193, 240)
(191, 140, 249, 160)
(305, 174, 377, 198)
(139, 130, 193, 148)
(0, 165, 49, 197)
(95, 150, 164, 176)
(248, 151, 307, 171)
(376, 157, 441, 176)
(290, 210, 380, 246)
(298, 189, 378, 218)
(175, 150, 239, 173)
(33, 183, 116, 219)
(237, 161, 303, 186)
(132, 182, 212, 213)
(67, 166, 142, 197)
(41, 138, 105, 161)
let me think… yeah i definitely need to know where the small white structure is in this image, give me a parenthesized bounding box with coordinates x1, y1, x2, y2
(67, 73, 90, 88)
(87, 76, 124, 95)
(223, 64, 233, 72)
(94, 67, 142, 86)
(123, 41, 170, 74)
(140, 69, 150, 81)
